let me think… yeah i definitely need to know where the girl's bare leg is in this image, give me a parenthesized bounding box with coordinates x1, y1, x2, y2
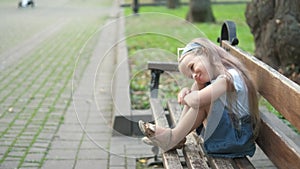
(179, 105, 190, 121)
(153, 106, 208, 150)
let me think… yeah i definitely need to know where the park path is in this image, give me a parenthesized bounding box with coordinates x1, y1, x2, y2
(0, 0, 142, 168)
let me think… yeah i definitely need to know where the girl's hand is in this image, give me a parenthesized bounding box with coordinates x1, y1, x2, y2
(178, 87, 191, 104)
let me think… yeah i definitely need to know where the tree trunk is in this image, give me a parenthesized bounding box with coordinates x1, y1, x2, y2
(245, 0, 300, 83)
(186, 0, 215, 23)
(167, 0, 180, 9)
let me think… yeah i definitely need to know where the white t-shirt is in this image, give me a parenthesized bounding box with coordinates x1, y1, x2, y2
(226, 69, 250, 118)
(203, 69, 250, 140)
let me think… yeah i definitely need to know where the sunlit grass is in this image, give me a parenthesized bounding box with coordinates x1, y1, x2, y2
(124, 3, 254, 109)
(124, 4, 254, 52)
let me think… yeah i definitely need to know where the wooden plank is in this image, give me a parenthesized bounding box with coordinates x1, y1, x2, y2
(150, 98, 169, 128)
(167, 100, 210, 169)
(209, 158, 236, 169)
(166, 100, 181, 124)
(148, 61, 179, 72)
(196, 135, 236, 169)
(162, 151, 183, 169)
(183, 138, 210, 169)
(233, 158, 256, 169)
(193, 133, 236, 169)
(248, 145, 277, 169)
(256, 108, 300, 169)
(150, 98, 183, 169)
(221, 41, 300, 131)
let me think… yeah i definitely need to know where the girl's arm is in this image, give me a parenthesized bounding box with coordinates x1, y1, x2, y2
(183, 76, 228, 109)
(178, 81, 205, 104)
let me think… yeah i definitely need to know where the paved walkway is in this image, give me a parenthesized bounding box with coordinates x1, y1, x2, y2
(0, 0, 153, 169)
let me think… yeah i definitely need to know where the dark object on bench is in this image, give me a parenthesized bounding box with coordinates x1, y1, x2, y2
(18, 0, 35, 8)
(217, 20, 239, 46)
(146, 21, 300, 169)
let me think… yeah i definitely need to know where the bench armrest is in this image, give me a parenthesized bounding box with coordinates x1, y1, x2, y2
(147, 61, 179, 72)
(148, 61, 179, 98)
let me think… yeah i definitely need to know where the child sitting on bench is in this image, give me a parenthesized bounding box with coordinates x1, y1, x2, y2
(139, 37, 260, 158)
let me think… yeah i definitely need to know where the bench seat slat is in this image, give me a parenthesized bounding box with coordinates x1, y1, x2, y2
(232, 158, 256, 169)
(150, 98, 183, 169)
(183, 135, 211, 169)
(162, 151, 183, 169)
(167, 100, 210, 169)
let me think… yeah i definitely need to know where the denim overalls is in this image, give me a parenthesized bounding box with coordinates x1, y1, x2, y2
(197, 108, 256, 158)
(197, 69, 256, 158)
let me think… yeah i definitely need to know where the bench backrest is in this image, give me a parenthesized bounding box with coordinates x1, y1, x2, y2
(221, 41, 300, 169)
(147, 40, 300, 169)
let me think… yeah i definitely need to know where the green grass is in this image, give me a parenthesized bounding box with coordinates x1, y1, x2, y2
(124, 3, 254, 109)
(124, 4, 254, 52)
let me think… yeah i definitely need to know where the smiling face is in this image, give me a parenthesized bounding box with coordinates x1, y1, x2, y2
(179, 52, 213, 85)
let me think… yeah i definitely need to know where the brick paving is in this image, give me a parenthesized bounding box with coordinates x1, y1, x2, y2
(0, 0, 135, 168)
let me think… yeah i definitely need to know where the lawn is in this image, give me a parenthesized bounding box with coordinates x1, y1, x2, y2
(123, 3, 254, 109)
(124, 4, 254, 52)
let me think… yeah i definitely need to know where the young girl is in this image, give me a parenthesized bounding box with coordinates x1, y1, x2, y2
(139, 38, 260, 158)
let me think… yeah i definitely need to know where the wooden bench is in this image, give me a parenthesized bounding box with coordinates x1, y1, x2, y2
(146, 21, 300, 169)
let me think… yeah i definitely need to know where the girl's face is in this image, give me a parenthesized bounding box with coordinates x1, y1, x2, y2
(179, 53, 213, 85)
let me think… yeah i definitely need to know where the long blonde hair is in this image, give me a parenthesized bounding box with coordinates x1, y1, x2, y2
(186, 38, 260, 139)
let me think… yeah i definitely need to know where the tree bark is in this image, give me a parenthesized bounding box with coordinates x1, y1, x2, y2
(186, 0, 215, 23)
(167, 0, 180, 9)
(245, 0, 300, 73)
